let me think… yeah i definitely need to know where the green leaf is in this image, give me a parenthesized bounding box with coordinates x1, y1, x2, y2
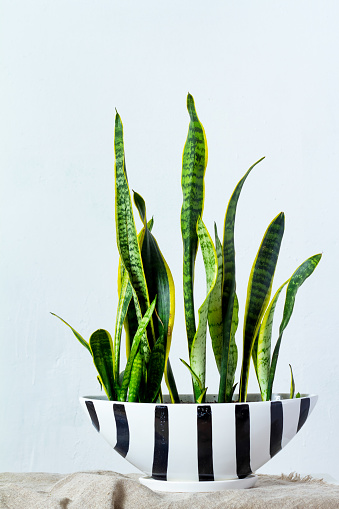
(190, 217, 218, 401)
(133, 190, 147, 224)
(181, 93, 208, 352)
(119, 297, 157, 401)
(133, 191, 178, 403)
(128, 351, 143, 402)
(252, 328, 260, 382)
(117, 220, 154, 363)
(256, 280, 288, 401)
(239, 212, 285, 402)
(219, 158, 264, 402)
(51, 313, 91, 355)
(230, 382, 238, 401)
(289, 364, 295, 399)
(197, 387, 208, 404)
(89, 329, 115, 401)
(113, 270, 133, 381)
(267, 253, 322, 399)
(296, 392, 301, 398)
(164, 360, 180, 403)
(225, 293, 239, 402)
(208, 223, 223, 372)
(145, 337, 166, 402)
(180, 358, 204, 393)
(114, 112, 153, 360)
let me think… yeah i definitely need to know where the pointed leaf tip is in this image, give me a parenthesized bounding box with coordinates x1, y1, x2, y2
(187, 93, 196, 119)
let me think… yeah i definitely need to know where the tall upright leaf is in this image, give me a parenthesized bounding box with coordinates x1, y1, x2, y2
(239, 212, 285, 402)
(208, 223, 223, 372)
(190, 217, 218, 400)
(219, 158, 264, 402)
(114, 112, 153, 359)
(118, 219, 154, 359)
(113, 270, 133, 381)
(225, 293, 239, 402)
(133, 191, 178, 402)
(256, 280, 288, 400)
(181, 93, 208, 351)
(267, 253, 322, 399)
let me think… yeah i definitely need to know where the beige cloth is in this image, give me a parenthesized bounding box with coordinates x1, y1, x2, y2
(0, 471, 338, 509)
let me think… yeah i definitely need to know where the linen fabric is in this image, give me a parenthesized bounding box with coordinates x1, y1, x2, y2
(0, 471, 338, 509)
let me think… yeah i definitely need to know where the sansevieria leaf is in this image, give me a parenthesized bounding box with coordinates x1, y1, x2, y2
(114, 112, 153, 360)
(145, 337, 166, 402)
(219, 157, 265, 402)
(119, 219, 154, 359)
(190, 217, 218, 401)
(267, 253, 322, 399)
(239, 212, 285, 402)
(119, 297, 157, 402)
(113, 270, 132, 382)
(181, 93, 208, 352)
(208, 223, 223, 372)
(180, 358, 205, 400)
(51, 313, 91, 355)
(225, 293, 239, 402)
(128, 351, 143, 402)
(133, 191, 178, 403)
(289, 364, 295, 399)
(89, 329, 115, 401)
(256, 280, 288, 401)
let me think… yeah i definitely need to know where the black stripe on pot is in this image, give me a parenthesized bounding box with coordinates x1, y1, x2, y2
(152, 406, 169, 481)
(297, 397, 310, 432)
(270, 400, 283, 458)
(113, 404, 129, 458)
(235, 404, 252, 479)
(85, 400, 100, 432)
(197, 406, 214, 481)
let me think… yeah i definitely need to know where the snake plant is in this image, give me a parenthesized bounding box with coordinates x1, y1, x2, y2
(52, 93, 321, 404)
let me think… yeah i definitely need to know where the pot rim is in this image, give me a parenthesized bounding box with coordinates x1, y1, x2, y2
(80, 393, 318, 405)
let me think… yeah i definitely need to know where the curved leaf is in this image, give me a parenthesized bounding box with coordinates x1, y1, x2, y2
(180, 358, 204, 393)
(239, 212, 285, 402)
(220, 158, 264, 402)
(181, 93, 208, 351)
(267, 253, 322, 399)
(89, 329, 115, 401)
(51, 313, 91, 355)
(256, 280, 288, 401)
(190, 217, 218, 401)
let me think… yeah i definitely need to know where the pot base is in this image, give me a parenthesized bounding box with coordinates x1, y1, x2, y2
(139, 474, 258, 492)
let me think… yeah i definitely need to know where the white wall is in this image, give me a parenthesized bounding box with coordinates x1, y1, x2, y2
(1, 0, 338, 479)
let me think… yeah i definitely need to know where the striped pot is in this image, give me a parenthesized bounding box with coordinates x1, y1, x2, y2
(80, 394, 317, 492)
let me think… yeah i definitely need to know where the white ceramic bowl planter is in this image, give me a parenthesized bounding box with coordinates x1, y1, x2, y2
(80, 393, 317, 492)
